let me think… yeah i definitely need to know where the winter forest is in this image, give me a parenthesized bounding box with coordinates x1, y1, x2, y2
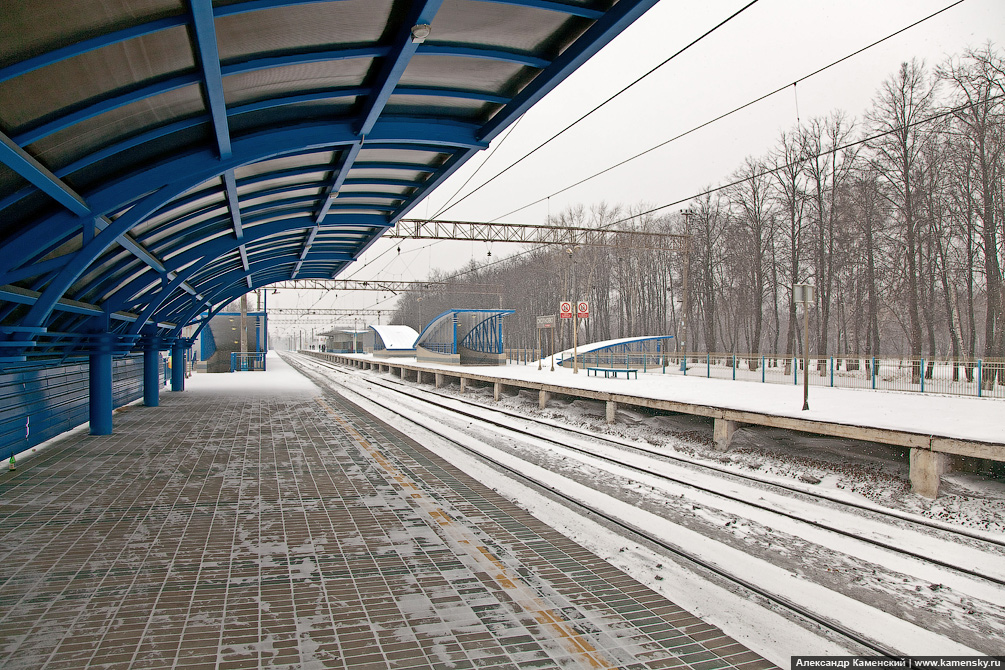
(391, 46, 1004, 380)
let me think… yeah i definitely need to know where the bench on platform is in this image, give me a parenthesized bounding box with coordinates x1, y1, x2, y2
(586, 367, 638, 379)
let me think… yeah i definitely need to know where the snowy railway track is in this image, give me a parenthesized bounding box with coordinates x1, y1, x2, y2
(287, 353, 1001, 656)
(295, 354, 1005, 573)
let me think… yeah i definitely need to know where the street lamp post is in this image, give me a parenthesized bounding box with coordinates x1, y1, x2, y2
(680, 208, 693, 375)
(566, 246, 581, 373)
(794, 283, 815, 411)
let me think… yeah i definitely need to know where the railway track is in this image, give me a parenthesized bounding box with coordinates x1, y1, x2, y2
(287, 352, 1002, 656)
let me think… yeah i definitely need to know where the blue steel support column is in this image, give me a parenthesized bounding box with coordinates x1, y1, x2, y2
(143, 337, 161, 406)
(171, 341, 186, 392)
(89, 335, 114, 435)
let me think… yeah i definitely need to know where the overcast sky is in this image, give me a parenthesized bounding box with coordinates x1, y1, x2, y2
(270, 0, 1004, 339)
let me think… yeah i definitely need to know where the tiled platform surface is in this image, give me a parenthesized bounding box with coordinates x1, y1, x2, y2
(0, 356, 775, 670)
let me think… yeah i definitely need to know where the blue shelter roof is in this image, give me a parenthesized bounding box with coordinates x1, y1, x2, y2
(0, 0, 657, 364)
(416, 309, 515, 355)
(556, 335, 673, 363)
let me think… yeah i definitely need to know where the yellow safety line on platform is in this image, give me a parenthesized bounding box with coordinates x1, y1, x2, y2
(316, 397, 616, 669)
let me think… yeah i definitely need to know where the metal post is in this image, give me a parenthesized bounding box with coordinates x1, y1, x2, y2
(572, 311, 579, 374)
(89, 343, 113, 435)
(171, 341, 186, 392)
(921, 358, 925, 393)
(802, 297, 810, 411)
(143, 339, 160, 407)
(550, 328, 555, 372)
(240, 293, 248, 353)
(537, 328, 542, 370)
(830, 357, 834, 387)
(680, 209, 692, 375)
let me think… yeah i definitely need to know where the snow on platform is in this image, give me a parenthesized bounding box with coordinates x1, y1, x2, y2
(326, 351, 1004, 446)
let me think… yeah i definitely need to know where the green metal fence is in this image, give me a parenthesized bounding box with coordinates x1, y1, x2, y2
(663, 353, 1005, 399)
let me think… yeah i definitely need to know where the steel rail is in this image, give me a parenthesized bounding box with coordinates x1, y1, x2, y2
(286, 352, 929, 657)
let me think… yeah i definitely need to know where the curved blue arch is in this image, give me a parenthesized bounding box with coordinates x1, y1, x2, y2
(4, 118, 485, 330)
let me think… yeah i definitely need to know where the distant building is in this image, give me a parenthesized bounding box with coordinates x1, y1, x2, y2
(197, 310, 267, 373)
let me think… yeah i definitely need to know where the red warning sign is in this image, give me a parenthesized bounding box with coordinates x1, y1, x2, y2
(577, 301, 589, 318)
(559, 301, 573, 319)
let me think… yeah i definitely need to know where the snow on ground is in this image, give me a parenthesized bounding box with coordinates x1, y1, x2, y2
(424, 356, 1005, 444)
(324, 351, 1005, 533)
(184, 354, 1005, 658)
(185, 351, 319, 393)
(289, 356, 1003, 659)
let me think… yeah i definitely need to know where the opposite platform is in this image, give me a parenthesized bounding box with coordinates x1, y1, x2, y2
(0, 356, 773, 670)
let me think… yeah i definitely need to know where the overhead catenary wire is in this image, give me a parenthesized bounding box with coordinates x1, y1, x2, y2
(487, 0, 968, 223)
(341, 0, 971, 309)
(439, 91, 1001, 284)
(435, 0, 763, 218)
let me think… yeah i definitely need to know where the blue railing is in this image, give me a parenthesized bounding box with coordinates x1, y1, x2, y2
(230, 352, 266, 372)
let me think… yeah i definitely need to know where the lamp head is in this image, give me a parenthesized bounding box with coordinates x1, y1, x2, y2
(410, 24, 431, 43)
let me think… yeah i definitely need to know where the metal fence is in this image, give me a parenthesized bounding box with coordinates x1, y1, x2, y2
(504, 348, 1004, 399)
(657, 352, 1004, 399)
(230, 352, 267, 372)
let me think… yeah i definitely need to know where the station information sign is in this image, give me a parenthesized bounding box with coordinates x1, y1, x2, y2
(536, 315, 556, 329)
(559, 301, 573, 319)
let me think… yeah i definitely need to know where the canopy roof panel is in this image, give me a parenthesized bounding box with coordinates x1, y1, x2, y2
(0, 0, 657, 363)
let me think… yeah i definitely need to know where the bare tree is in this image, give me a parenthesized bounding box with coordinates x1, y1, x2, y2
(727, 156, 774, 363)
(938, 44, 1005, 387)
(770, 129, 809, 371)
(866, 59, 937, 381)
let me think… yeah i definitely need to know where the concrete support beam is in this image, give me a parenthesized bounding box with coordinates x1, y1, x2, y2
(143, 343, 161, 407)
(435, 373, 444, 388)
(460, 377, 467, 393)
(88, 350, 113, 435)
(493, 382, 502, 401)
(171, 343, 186, 392)
(606, 400, 617, 424)
(910, 448, 949, 499)
(713, 418, 737, 451)
(539, 390, 550, 409)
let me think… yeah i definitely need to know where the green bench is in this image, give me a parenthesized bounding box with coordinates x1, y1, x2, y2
(586, 367, 638, 379)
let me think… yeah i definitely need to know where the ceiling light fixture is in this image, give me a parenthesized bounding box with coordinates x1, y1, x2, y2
(410, 24, 431, 43)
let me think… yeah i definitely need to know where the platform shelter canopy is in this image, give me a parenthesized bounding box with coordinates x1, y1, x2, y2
(557, 334, 674, 368)
(416, 308, 514, 364)
(0, 0, 657, 364)
(371, 324, 418, 352)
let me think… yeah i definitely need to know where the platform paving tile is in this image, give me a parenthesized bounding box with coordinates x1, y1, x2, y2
(0, 371, 775, 669)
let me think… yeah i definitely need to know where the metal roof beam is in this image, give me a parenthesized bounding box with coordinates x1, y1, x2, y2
(190, 0, 232, 159)
(314, 141, 364, 224)
(419, 45, 549, 69)
(0, 132, 90, 216)
(11, 43, 526, 148)
(0, 0, 350, 84)
(3, 119, 479, 286)
(358, 0, 444, 135)
(478, 0, 659, 142)
(0, 132, 205, 301)
(223, 170, 253, 288)
(479, 0, 602, 19)
(6, 120, 483, 330)
(1, 284, 147, 323)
